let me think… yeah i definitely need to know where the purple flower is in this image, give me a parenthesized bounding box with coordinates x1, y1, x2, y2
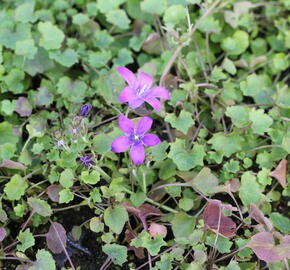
(117, 67, 170, 111)
(80, 155, 93, 166)
(112, 116, 160, 165)
(80, 104, 92, 117)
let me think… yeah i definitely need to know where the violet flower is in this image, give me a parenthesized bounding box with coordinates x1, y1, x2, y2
(80, 155, 93, 166)
(80, 104, 92, 117)
(117, 67, 170, 111)
(111, 116, 160, 165)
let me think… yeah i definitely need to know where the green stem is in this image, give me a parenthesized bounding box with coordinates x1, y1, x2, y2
(93, 164, 111, 182)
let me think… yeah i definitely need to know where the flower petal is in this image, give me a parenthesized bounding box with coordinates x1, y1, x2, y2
(136, 116, 153, 135)
(128, 98, 144, 109)
(145, 98, 161, 111)
(119, 116, 134, 134)
(142, 134, 160, 147)
(130, 143, 145, 165)
(119, 87, 138, 102)
(138, 72, 153, 89)
(111, 136, 131, 153)
(149, 87, 170, 100)
(116, 67, 136, 88)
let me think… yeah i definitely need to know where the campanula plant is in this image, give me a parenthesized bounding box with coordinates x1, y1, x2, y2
(111, 116, 160, 165)
(117, 67, 170, 111)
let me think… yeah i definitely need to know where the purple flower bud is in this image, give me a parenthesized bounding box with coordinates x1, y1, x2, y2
(80, 104, 92, 117)
(80, 155, 93, 166)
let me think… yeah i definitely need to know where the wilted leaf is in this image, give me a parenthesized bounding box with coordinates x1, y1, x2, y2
(148, 223, 167, 237)
(46, 222, 67, 254)
(46, 185, 62, 203)
(203, 200, 237, 238)
(249, 204, 273, 231)
(0, 227, 6, 242)
(0, 160, 26, 170)
(269, 159, 287, 188)
(15, 97, 32, 117)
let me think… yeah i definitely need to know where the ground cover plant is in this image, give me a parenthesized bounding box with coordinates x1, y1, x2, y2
(0, 0, 289, 269)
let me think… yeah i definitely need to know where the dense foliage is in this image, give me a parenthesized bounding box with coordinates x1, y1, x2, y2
(0, 0, 289, 269)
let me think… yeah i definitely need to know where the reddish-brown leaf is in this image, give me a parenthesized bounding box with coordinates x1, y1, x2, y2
(249, 232, 290, 262)
(269, 159, 287, 188)
(47, 185, 62, 203)
(203, 199, 237, 238)
(46, 222, 67, 254)
(148, 223, 167, 237)
(249, 204, 273, 231)
(125, 229, 145, 259)
(0, 160, 26, 170)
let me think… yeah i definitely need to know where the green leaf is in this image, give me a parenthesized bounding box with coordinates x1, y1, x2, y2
(208, 132, 244, 158)
(97, 0, 126, 13)
(89, 51, 111, 68)
(197, 16, 221, 33)
(223, 58, 237, 75)
(72, 13, 89, 25)
(269, 213, 290, 234)
(249, 109, 273, 134)
(222, 30, 249, 56)
(168, 139, 205, 171)
(59, 168, 74, 188)
(38, 21, 65, 50)
(28, 249, 56, 270)
(80, 170, 100, 185)
(271, 53, 289, 73)
(49, 49, 79, 67)
(190, 167, 219, 195)
(163, 5, 186, 24)
(239, 172, 264, 206)
(210, 67, 227, 82)
(15, 39, 37, 59)
(27, 198, 52, 217)
(0, 100, 15, 115)
(4, 174, 28, 201)
(17, 229, 35, 252)
(206, 234, 233, 254)
(165, 111, 194, 134)
(113, 48, 133, 67)
(150, 141, 169, 161)
(102, 244, 128, 265)
(0, 121, 19, 145)
(106, 9, 130, 29)
(90, 217, 104, 233)
(14, 1, 36, 23)
(104, 205, 128, 234)
(59, 189, 74, 204)
(57, 77, 87, 103)
(4, 68, 25, 94)
(141, 0, 167, 15)
(171, 212, 195, 240)
(225, 106, 250, 128)
(131, 231, 167, 256)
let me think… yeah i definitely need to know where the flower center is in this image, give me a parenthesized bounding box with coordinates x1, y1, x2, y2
(136, 84, 149, 98)
(134, 134, 141, 141)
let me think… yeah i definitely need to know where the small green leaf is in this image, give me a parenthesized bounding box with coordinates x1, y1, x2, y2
(14, 1, 36, 23)
(222, 30, 249, 56)
(269, 213, 290, 234)
(223, 58, 237, 75)
(4, 174, 28, 201)
(165, 111, 194, 134)
(104, 205, 128, 234)
(163, 5, 186, 25)
(59, 168, 74, 188)
(72, 13, 89, 25)
(17, 229, 35, 252)
(90, 217, 104, 233)
(59, 189, 74, 204)
(80, 170, 100, 185)
(206, 234, 233, 254)
(89, 51, 111, 68)
(49, 49, 79, 67)
(209, 132, 244, 158)
(239, 172, 264, 206)
(141, 0, 167, 15)
(28, 249, 56, 270)
(28, 198, 52, 217)
(15, 39, 37, 59)
(102, 244, 128, 265)
(171, 212, 195, 240)
(38, 21, 65, 50)
(249, 109, 273, 135)
(106, 9, 130, 29)
(226, 106, 250, 128)
(131, 231, 167, 256)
